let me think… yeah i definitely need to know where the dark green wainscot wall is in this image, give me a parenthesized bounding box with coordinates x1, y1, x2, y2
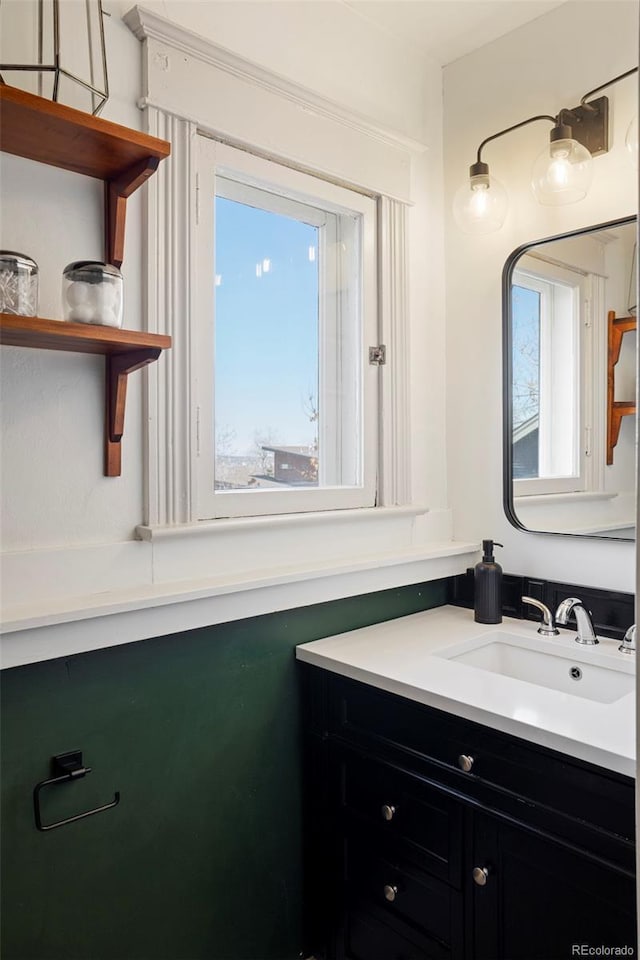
(1, 578, 448, 960)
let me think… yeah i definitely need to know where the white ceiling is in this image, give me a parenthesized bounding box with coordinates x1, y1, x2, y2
(342, 0, 567, 65)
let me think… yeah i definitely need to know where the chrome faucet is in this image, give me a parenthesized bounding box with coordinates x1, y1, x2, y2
(619, 624, 636, 655)
(521, 597, 559, 636)
(555, 597, 599, 645)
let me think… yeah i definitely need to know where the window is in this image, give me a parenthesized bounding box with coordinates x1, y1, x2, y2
(195, 138, 378, 519)
(512, 257, 594, 497)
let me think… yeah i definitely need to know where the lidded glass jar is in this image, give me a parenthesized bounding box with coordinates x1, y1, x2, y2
(62, 261, 123, 328)
(0, 251, 39, 316)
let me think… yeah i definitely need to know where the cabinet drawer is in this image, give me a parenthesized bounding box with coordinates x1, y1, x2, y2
(328, 675, 635, 843)
(344, 838, 460, 958)
(335, 747, 463, 886)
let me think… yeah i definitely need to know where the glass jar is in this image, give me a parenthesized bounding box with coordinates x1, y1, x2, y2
(0, 251, 39, 316)
(62, 261, 123, 327)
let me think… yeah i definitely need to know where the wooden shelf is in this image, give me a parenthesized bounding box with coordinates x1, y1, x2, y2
(0, 313, 170, 354)
(0, 84, 170, 266)
(0, 87, 172, 478)
(606, 310, 636, 465)
(1, 314, 172, 477)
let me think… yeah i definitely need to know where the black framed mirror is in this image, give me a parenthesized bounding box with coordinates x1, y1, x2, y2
(503, 215, 637, 540)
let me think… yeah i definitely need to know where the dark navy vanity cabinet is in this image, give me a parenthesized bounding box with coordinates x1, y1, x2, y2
(300, 666, 637, 960)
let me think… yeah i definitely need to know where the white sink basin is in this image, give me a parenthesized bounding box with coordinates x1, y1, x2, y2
(434, 632, 634, 703)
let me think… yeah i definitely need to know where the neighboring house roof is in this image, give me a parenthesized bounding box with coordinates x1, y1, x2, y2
(513, 413, 539, 444)
(260, 445, 317, 457)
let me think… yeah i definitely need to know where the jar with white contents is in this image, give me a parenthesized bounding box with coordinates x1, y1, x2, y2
(62, 261, 123, 328)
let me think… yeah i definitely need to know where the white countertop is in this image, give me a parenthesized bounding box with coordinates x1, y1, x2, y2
(295, 605, 636, 778)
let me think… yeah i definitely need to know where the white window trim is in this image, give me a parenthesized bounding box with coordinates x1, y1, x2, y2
(194, 137, 379, 519)
(512, 256, 606, 499)
(123, 6, 425, 199)
(514, 490, 617, 506)
(133, 16, 416, 534)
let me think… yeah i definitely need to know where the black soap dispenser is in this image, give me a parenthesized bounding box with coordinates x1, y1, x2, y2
(474, 540, 503, 624)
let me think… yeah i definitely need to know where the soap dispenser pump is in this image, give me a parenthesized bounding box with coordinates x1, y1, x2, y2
(474, 540, 503, 624)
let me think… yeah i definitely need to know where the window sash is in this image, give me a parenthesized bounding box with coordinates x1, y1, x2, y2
(194, 135, 379, 519)
(512, 260, 589, 497)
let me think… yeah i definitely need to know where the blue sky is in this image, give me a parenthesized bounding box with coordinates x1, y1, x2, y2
(511, 284, 540, 429)
(214, 196, 319, 456)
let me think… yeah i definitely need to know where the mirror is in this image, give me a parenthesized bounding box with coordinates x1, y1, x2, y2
(503, 216, 637, 540)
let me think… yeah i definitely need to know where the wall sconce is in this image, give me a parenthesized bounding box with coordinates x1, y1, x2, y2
(453, 67, 638, 235)
(0, 0, 109, 116)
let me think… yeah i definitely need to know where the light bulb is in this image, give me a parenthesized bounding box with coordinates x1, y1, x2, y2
(453, 163, 508, 235)
(531, 135, 593, 206)
(625, 116, 638, 168)
(546, 142, 571, 187)
(469, 182, 489, 216)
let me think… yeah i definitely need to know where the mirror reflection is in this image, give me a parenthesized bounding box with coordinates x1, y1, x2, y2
(504, 216, 637, 540)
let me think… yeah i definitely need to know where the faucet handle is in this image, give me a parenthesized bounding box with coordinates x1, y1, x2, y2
(521, 596, 559, 637)
(619, 624, 636, 655)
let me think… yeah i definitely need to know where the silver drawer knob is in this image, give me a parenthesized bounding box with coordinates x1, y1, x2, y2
(473, 866, 490, 887)
(383, 883, 398, 902)
(381, 804, 396, 821)
(458, 754, 474, 773)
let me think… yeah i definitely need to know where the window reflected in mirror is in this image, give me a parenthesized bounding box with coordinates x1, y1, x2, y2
(504, 217, 637, 540)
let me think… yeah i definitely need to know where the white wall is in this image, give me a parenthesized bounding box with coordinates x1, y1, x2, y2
(3, 0, 636, 615)
(444, 0, 638, 592)
(0, 2, 451, 607)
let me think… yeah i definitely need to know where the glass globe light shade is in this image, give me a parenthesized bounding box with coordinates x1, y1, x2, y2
(531, 138, 593, 205)
(453, 172, 508, 235)
(625, 116, 638, 168)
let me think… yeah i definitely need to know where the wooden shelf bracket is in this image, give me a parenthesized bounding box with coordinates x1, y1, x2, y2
(105, 156, 161, 267)
(0, 86, 172, 478)
(106, 348, 161, 477)
(606, 310, 637, 465)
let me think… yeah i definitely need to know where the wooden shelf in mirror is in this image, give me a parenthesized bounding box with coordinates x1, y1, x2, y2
(607, 310, 636, 465)
(0, 314, 172, 477)
(0, 84, 170, 266)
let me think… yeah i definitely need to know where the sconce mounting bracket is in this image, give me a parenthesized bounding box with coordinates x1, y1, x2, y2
(564, 96, 609, 156)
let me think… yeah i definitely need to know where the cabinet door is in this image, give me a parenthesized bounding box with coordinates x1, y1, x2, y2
(341, 907, 442, 960)
(471, 813, 637, 960)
